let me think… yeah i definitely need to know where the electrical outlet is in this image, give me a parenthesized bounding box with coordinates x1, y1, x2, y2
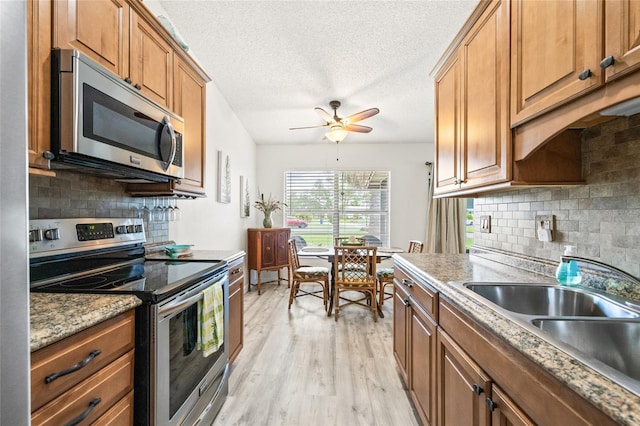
(535, 215, 555, 242)
(479, 215, 491, 233)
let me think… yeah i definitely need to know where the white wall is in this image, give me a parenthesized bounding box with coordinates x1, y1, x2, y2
(256, 142, 432, 248)
(168, 80, 258, 250)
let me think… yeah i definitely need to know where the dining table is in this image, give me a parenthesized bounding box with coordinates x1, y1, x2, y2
(296, 246, 404, 318)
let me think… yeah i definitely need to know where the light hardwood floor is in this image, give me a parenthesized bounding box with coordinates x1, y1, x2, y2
(213, 277, 421, 426)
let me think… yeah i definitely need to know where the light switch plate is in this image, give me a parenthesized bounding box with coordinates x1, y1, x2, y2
(479, 215, 491, 233)
(535, 215, 555, 242)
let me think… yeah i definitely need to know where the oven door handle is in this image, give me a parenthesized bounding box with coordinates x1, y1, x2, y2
(159, 292, 203, 318)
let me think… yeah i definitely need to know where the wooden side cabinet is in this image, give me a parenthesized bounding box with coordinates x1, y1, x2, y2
(228, 255, 245, 364)
(247, 228, 290, 295)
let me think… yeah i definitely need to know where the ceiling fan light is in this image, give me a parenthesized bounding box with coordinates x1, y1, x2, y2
(326, 125, 348, 143)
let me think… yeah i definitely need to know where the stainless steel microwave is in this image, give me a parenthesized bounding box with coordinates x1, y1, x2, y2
(50, 49, 184, 182)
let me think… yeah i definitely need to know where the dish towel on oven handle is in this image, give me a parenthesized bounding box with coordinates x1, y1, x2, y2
(197, 280, 224, 357)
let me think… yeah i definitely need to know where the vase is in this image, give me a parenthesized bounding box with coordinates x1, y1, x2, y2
(263, 211, 273, 228)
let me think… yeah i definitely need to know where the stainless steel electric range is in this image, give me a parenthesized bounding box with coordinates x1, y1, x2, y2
(29, 218, 230, 425)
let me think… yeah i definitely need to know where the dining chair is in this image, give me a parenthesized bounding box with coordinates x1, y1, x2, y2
(287, 239, 329, 309)
(334, 236, 365, 246)
(333, 246, 378, 322)
(377, 240, 424, 308)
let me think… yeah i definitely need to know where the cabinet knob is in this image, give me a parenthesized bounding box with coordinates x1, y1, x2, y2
(124, 77, 132, 84)
(134, 83, 142, 90)
(486, 397, 498, 412)
(578, 68, 592, 80)
(472, 384, 484, 395)
(403, 299, 410, 307)
(600, 56, 615, 69)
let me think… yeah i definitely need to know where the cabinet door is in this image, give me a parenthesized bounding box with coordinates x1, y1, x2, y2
(228, 264, 244, 364)
(28, 0, 53, 168)
(276, 229, 291, 267)
(510, 0, 602, 126)
(460, 0, 510, 190)
(130, 10, 173, 107)
(261, 232, 276, 268)
(434, 52, 462, 194)
(603, 0, 640, 82)
(410, 304, 436, 426)
(174, 56, 207, 194)
(54, 0, 129, 78)
(488, 385, 535, 426)
(437, 329, 490, 426)
(393, 283, 410, 385)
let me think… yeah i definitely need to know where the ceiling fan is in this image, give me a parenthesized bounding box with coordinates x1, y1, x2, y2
(289, 100, 380, 143)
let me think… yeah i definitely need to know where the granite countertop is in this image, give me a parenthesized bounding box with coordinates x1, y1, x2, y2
(394, 252, 640, 425)
(30, 293, 141, 352)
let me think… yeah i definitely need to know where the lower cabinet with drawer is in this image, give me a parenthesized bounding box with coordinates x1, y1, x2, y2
(437, 299, 616, 426)
(393, 261, 618, 426)
(393, 263, 438, 426)
(30, 310, 135, 425)
(228, 255, 245, 364)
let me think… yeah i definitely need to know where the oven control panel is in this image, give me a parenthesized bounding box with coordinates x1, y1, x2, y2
(29, 218, 146, 258)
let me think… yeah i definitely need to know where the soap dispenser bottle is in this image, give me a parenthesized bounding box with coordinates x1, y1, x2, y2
(555, 245, 582, 286)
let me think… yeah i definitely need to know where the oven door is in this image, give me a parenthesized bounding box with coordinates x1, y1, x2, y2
(154, 272, 229, 426)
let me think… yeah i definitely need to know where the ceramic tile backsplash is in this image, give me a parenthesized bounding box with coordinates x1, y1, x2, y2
(473, 114, 640, 278)
(29, 170, 169, 244)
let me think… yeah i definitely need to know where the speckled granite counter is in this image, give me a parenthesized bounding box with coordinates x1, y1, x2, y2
(30, 293, 141, 352)
(395, 252, 640, 425)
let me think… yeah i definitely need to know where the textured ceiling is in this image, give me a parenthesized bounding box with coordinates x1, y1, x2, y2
(157, 0, 479, 145)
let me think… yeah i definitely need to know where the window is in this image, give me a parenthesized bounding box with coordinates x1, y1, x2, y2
(284, 171, 390, 247)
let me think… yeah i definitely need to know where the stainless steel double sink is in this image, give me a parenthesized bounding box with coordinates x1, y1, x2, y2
(459, 282, 640, 392)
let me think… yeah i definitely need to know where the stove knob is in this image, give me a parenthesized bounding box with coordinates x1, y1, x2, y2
(44, 228, 60, 240)
(126, 225, 135, 233)
(134, 224, 143, 233)
(29, 229, 43, 242)
(115, 225, 127, 234)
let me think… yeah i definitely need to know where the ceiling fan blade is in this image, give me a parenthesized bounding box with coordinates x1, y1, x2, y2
(344, 124, 373, 133)
(315, 107, 335, 123)
(289, 124, 330, 130)
(344, 108, 380, 124)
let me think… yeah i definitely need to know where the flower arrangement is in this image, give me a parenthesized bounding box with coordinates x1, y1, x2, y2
(254, 193, 286, 228)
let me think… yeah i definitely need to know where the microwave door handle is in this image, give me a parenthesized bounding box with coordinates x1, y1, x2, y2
(159, 292, 203, 318)
(161, 116, 177, 172)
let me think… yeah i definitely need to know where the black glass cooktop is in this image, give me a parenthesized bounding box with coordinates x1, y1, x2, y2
(31, 259, 226, 303)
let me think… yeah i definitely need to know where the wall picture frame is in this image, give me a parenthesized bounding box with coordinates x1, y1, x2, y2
(217, 151, 231, 203)
(240, 176, 250, 217)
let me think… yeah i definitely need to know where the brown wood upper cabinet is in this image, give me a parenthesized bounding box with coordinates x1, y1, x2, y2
(29, 0, 211, 196)
(54, 0, 130, 79)
(510, 0, 603, 127)
(172, 56, 207, 194)
(54, 0, 172, 107)
(603, 0, 640, 83)
(129, 10, 173, 107)
(434, 0, 510, 196)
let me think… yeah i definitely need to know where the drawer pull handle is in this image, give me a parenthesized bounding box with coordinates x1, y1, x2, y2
(65, 397, 101, 426)
(401, 278, 413, 288)
(44, 349, 101, 384)
(231, 269, 241, 275)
